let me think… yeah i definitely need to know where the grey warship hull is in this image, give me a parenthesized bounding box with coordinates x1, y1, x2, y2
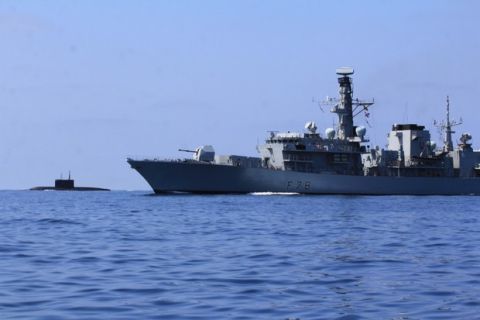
(128, 67, 480, 195)
(128, 159, 480, 195)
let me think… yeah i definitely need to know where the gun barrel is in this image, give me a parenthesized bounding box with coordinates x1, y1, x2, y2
(178, 149, 196, 153)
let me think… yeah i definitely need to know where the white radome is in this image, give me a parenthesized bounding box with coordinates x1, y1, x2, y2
(325, 128, 335, 139)
(356, 126, 366, 139)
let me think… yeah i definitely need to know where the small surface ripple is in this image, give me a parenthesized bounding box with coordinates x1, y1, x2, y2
(0, 191, 479, 319)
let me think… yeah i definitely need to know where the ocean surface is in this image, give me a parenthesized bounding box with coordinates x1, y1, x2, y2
(0, 191, 479, 320)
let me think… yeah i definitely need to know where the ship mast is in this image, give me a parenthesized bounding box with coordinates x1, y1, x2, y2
(445, 96, 453, 152)
(334, 68, 354, 139)
(435, 96, 462, 152)
(322, 67, 374, 140)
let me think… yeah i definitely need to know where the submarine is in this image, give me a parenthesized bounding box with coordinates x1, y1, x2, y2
(30, 173, 110, 191)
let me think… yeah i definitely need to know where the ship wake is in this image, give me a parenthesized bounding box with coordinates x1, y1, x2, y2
(249, 192, 300, 196)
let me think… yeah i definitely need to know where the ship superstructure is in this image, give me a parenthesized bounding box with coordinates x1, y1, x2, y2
(128, 67, 480, 195)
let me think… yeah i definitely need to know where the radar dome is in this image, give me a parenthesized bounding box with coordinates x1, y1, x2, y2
(325, 128, 335, 139)
(356, 126, 366, 139)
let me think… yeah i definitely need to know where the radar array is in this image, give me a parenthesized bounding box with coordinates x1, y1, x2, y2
(318, 67, 374, 130)
(434, 96, 462, 152)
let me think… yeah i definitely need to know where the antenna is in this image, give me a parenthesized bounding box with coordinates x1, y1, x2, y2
(336, 67, 354, 76)
(352, 99, 374, 118)
(319, 71, 374, 136)
(312, 97, 325, 112)
(434, 96, 462, 152)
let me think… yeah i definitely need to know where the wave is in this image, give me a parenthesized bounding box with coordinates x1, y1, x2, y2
(249, 192, 300, 196)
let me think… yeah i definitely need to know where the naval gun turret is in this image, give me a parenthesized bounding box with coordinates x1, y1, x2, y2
(179, 145, 216, 162)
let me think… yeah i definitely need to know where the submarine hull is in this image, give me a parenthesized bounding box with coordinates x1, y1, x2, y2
(128, 159, 480, 195)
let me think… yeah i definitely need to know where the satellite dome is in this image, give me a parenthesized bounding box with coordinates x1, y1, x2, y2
(356, 126, 366, 139)
(325, 128, 335, 139)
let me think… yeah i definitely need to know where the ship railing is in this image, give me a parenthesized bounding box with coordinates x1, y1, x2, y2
(126, 155, 186, 162)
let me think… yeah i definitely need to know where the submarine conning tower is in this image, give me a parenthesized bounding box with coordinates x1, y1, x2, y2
(332, 67, 354, 140)
(54, 172, 74, 189)
(54, 178, 74, 189)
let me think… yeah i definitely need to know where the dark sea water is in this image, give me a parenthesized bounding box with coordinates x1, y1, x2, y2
(1, 191, 480, 320)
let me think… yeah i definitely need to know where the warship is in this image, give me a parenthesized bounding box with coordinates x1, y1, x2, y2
(128, 67, 480, 195)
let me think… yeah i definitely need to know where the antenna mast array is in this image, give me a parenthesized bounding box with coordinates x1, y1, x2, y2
(319, 67, 374, 139)
(434, 96, 462, 152)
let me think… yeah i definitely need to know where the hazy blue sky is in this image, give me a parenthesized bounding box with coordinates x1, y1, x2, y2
(1, 0, 479, 190)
